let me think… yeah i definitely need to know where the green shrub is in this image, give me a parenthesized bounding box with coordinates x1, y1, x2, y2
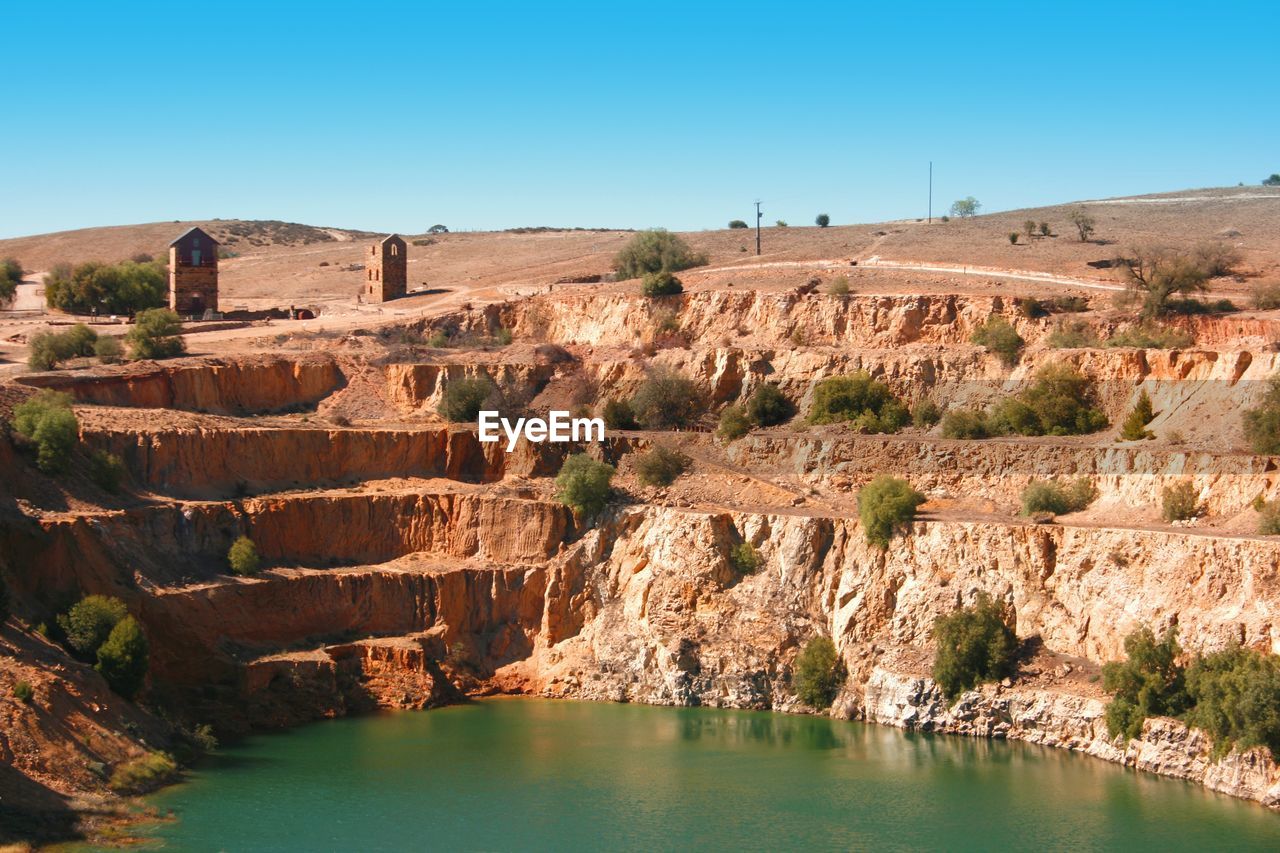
(1120, 390, 1156, 441)
(717, 405, 750, 440)
(1008, 232, 1019, 245)
(0, 257, 21, 305)
(633, 445, 691, 487)
(630, 370, 700, 429)
(126, 308, 186, 360)
(44, 259, 167, 315)
(1104, 322, 1193, 349)
(826, 276, 850, 296)
(555, 453, 615, 516)
(228, 536, 261, 576)
(438, 377, 498, 422)
(13, 680, 33, 703)
(494, 327, 514, 346)
(601, 398, 638, 430)
(57, 594, 128, 659)
(1020, 478, 1097, 516)
(65, 324, 98, 356)
(108, 751, 178, 794)
(1185, 646, 1280, 759)
(1161, 481, 1199, 522)
(912, 398, 941, 428)
(857, 475, 925, 548)
(11, 390, 80, 473)
(1046, 319, 1099, 348)
(613, 229, 707, 279)
(729, 542, 762, 575)
(1102, 626, 1189, 741)
(641, 271, 684, 297)
(428, 330, 451, 348)
(932, 594, 1019, 701)
(940, 409, 990, 439)
(1243, 375, 1280, 454)
(1006, 364, 1107, 436)
(728, 219, 749, 229)
(745, 383, 794, 426)
(815, 213, 831, 227)
(88, 449, 125, 493)
(95, 615, 148, 699)
(28, 326, 97, 370)
(1039, 222, 1051, 237)
(970, 316, 1024, 366)
(94, 335, 124, 364)
(793, 636, 842, 707)
(807, 372, 909, 433)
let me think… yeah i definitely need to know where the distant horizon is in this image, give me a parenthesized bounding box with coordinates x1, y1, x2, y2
(3, 1, 1276, 239)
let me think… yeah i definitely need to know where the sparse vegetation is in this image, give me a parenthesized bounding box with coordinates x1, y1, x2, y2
(1020, 478, 1096, 516)
(554, 453, 615, 516)
(641, 271, 684, 297)
(1103, 627, 1189, 741)
(126, 308, 186, 360)
(745, 383, 794, 427)
(808, 372, 909, 433)
(970, 316, 1024, 366)
(1161, 481, 1199, 522)
(1024, 220, 1037, 238)
(815, 213, 830, 227)
(88, 449, 125, 493)
(912, 398, 941, 428)
(729, 542, 762, 575)
(826, 276, 850, 296)
(949, 197, 981, 218)
(11, 390, 80, 473)
(601, 398, 638, 431)
(613, 229, 707, 280)
(1250, 281, 1280, 310)
(1243, 375, 1280, 454)
(1067, 208, 1096, 242)
(228, 536, 261, 576)
(438, 377, 498, 422)
(793, 636, 843, 708)
(932, 594, 1018, 701)
(109, 752, 178, 794)
(1103, 322, 1192, 349)
(857, 475, 925, 548)
(45, 258, 168, 314)
(95, 615, 149, 699)
(57, 595, 128, 659)
(633, 445, 691, 487)
(717, 405, 751, 440)
(630, 369, 700, 430)
(1046, 319, 1099, 349)
(1120, 390, 1156, 441)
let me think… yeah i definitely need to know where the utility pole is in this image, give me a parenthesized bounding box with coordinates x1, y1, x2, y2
(755, 200, 762, 255)
(928, 162, 933, 224)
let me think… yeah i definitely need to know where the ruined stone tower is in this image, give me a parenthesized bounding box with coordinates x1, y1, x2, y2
(169, 226, 219, 316)
(364, 234, 407, 302)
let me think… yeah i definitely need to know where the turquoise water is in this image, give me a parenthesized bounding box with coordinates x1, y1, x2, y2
(137, 699, 1280, 851)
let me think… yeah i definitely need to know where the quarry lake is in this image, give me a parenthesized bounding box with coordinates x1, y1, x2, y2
(134, 699, 1280, 851)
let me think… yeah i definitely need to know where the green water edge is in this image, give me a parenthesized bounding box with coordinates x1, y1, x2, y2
(91, 697, 1280, 852)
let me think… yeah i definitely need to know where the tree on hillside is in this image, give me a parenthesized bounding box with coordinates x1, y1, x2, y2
(612, 229, 708, 280)
(949, 197, 981, 218)
(1067, 208, 1096, 242)
(1115, 244, 1238, 317)
(815, 213, 831, 227)
(1264, 174, 1280, 187)
(1, 258, 22, 306)
(728, 219, 749, 229)
(427, 224, 449, 234)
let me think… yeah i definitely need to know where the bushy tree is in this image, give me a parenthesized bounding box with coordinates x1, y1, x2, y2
(1020, 478, 1096, 516)
(27, 324, 98, 370)
(857, 475, 925, 548)
(641, 271, 684, 297)
(633, 445, 690, 487)
(1115, 244, 1239, 317)
(941, 409, 990, 439)
(949, 197, 981, 218)
(717, 404, 750, 440)
(1185, 646, 1280, 759)
(95, 335, 124, 364)
(1067, 208, 1096, 242)
(970, 316, 1024, 366)
(1120, 389, 1156, 440)
(11, 390, 79, 473)
(807, 372, 909, 433)
(1161, 481, 1199, 522)
(601, 398, 638, 430)
(44, 259, 167, 314)
(613, 229, 707, 280)
(0, 257, 22, 306)
(745, 382, 793, 426)
(932, 594, 1018, 700)
(96, 615, 149, 699)
(438, 377, 498, 422)
(1103, 626, 1189, 741)
(1264, 174, 1280, 187)
(126, 308, 186, 360)
(630, 369, 700, 430)
(554, 453, 615, 516)
(57, 594, 128, 659)
(912, 398, 941, 428)
(1243, 375, 1280, 454)
(793, 636, 843, 708)
(815, 213, 831, 227)
(228, 536, 261, 576)
(728, 219, 749, 229)
(991, 364, 1108, 437)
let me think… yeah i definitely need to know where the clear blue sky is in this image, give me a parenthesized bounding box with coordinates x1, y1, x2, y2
(2, 1, 1276, 238)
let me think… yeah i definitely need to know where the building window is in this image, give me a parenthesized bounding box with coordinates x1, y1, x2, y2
(192, 248, 202, 266)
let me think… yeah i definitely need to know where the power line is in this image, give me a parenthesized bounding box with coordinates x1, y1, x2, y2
(755, 200, 762, 255)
